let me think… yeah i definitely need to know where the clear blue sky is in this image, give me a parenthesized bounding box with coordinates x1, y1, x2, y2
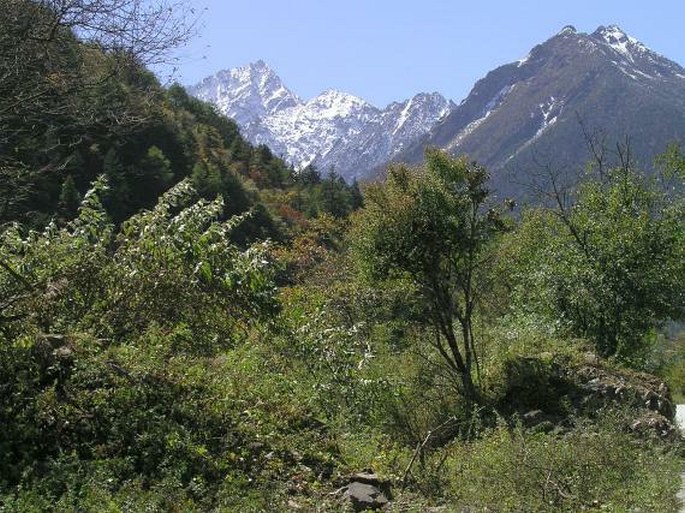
(158, 0, 685, 107)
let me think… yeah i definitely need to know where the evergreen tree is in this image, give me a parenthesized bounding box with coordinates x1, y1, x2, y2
(320, 170, 349, 218)
(191, 161, 221, 199)
(298, 164, 322, 185)
(350, 178, 364, 210)
(102, 147, 131, 222)
(135, 145, 174, 203)
(57, 175, 82, 222)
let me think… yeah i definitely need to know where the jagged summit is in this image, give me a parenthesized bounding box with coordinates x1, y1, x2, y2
(558, 25, 577, 36)
(190, 26, 684, 188)
(306, 89, 373, 116)
(189, 61, 300, 129)
(588, 25, 653, 62)
(592, 25, 636, 45)
(189, 63, 452, 180)
(251, 59, 269, 70)
(593, 24, 629, 40)
(547, 25, 645, 50)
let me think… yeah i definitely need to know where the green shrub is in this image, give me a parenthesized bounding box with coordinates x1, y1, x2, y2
(435, 414, 681, 512)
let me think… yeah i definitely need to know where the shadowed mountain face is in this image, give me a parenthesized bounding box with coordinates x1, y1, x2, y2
(397, 25, 685, 198)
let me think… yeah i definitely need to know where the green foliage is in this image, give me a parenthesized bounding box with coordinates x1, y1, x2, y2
(0, 4, 302, 232)
(280, 166, 364, 219)
(0, 0, 197, 227)
(0, 6, 682, 509)
(316, 170, 363, 218)
(102, 183, 277, 346)
(0, 179, 347, 510)
(280, 284, 397, 426)
(167, 84, 243, 152)
(57, 175, 82, 222)
(351, 149, 503, 400)
(0, 327, 336, 511)
(0, 0, 365, 235)
(137, 145, 174, 195)
(653, 328, 685, 402)
(656, 141, 685, 181)
(0, 177, 277, 348)
(502, 163, 685, 363)
(435, 415, 681, 512)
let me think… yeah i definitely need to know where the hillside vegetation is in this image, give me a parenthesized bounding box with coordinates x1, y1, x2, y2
(0, 2, 684, 512)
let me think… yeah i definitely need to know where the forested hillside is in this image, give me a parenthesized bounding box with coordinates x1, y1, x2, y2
(0, 0, 361, 230)
(1, 2, 684, 512)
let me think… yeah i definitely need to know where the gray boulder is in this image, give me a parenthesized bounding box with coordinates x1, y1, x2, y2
(345, 482, 389, 511)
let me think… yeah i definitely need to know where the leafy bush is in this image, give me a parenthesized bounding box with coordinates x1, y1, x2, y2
(0, 179, 334, 510)
(499, 165, 684, 365)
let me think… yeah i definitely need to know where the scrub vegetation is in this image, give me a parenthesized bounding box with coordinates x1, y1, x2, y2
(0, 2, 683, 511)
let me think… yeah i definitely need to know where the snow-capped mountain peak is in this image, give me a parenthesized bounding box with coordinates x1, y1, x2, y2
(586, 24, 684, 79)
(594, 25, 636, 46)
(189, 61, 300, 128)
(591, 25, 649, 62)
(394, 24, 685, 200)
(305, 89, 374, 118)
(189, 62, 453, 180)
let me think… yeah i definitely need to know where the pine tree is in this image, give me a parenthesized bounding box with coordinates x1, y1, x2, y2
(135, 146, 174, 204)
(58, 175, 82, 221)
(102, 147, 131, 222)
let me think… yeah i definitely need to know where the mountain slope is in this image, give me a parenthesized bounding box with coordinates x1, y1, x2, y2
(399, 25, 685, 197)
(188, 64, 453, 181)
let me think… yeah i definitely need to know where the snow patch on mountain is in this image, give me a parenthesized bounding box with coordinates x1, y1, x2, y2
(257, 90, 379, 171)
(589, 25, 685, 81)
(485, 84, 515, 113)
(517, 53, 531, 67)
(534, 96, 563, 139)
(593, 25, 648, 62)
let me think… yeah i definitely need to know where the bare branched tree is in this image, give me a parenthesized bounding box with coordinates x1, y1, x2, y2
(0, 0, 197, 117)
(31, 0, 198, 65)
(510, 115, 639, 208)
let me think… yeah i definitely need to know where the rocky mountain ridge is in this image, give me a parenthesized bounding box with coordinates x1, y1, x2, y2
(398, 25, 685, 197)
(188, 61, 453, 180)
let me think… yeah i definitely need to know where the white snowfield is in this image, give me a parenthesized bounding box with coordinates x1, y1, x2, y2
(188, 60, 452, 181)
